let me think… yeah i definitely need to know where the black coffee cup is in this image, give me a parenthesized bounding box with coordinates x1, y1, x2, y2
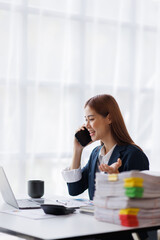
(28, 180, 44, 198)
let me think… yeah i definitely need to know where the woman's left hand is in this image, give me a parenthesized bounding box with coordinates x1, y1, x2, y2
(99, 158, 122, 174)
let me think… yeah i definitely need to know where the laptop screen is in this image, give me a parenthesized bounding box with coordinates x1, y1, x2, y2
(0, 167, 19, 208)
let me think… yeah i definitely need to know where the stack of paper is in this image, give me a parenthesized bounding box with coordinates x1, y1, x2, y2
(94, 171, 160, 227)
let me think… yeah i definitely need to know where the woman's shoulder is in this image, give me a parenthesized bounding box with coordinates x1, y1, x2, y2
(121, 144, 148, 158)
(125, 144, 143, 152)
(125, 144, 142, 151)
(119, 144, 149, 171)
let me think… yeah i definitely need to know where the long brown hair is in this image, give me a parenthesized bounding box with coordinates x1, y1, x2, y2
(85, 94, 141, 150)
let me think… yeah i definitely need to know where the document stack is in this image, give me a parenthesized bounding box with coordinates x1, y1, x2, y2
(94, 171, 160, 227)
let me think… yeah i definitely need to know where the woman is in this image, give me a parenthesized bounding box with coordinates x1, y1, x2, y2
(62, 94, 149, 200)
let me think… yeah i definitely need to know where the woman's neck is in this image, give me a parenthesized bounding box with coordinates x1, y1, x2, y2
(102, 135, 117, 155)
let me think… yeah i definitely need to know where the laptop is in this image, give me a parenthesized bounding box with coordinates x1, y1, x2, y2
(0, 166, 43, 209)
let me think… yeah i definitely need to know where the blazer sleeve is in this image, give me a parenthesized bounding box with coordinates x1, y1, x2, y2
(119, 147, 149, 172)
(67, 147, 97, 197)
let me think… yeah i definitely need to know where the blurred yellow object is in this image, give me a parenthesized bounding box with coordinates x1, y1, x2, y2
(124, 177, 143, 187)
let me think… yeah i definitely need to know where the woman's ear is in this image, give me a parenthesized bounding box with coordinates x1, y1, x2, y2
(106, 113, 112, 124)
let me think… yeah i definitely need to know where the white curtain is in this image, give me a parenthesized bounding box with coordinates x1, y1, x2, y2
(0, 0, 160, 197)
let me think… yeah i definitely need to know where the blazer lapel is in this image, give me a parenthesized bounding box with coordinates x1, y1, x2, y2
(92, 146, 102, 176)
(108, 145, 126, 165)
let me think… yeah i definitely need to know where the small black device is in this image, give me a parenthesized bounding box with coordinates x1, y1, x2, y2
(28, 180, 44, 198)
(75, 127, 92, 147)
(41, 204, 76, 215)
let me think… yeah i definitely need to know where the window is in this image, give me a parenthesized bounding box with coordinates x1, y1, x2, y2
(0, 0, 159, 198)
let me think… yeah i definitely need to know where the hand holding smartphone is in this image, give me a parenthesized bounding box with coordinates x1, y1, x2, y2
(75, 127, 92, 147)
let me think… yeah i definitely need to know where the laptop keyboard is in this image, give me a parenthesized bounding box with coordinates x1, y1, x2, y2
(17, 199, 41, 209)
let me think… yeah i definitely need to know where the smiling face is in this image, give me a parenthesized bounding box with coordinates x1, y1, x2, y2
(84, 105, 112, 142)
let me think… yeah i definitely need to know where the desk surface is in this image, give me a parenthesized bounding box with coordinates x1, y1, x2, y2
(0, 199, 160, 240)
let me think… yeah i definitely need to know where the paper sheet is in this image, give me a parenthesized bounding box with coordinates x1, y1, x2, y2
(47, 198, 93, 208)
(0, 208, 56, 220)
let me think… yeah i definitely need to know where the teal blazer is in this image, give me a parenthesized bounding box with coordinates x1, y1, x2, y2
(67, 144, 149, 200)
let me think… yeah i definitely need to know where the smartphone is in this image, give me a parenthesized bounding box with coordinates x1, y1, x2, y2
(75, 127, 92, 147)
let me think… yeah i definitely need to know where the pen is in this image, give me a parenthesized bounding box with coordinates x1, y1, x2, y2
(56, 200, 67, 206)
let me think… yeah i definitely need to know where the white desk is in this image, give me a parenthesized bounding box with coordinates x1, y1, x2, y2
(0, 202, 159, 240)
